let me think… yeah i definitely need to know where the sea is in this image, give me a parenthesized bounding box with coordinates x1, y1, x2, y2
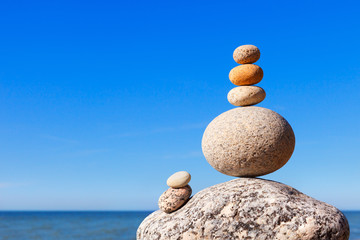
(0, 211, 358, 240)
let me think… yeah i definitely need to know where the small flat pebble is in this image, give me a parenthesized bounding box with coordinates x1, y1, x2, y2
(158, 185, 192, 213)
(227, 86, 266, 106)
(233, 45, 260, 64)
(167, 171, 191, 188)
(229, 64, 263, 86)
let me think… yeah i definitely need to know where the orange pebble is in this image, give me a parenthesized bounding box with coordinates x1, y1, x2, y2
(229, 64, 263, 86)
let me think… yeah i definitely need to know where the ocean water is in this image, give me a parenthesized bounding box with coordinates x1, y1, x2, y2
(0, 211, 358, 239)
(0, 211, 152, 240)
(346, 211, 360, 240)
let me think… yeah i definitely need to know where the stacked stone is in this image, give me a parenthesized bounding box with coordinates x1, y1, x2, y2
(202, 44, 295, 177)
(137, 44, 350, 239)
(158, 171, 192, 213)
(228, 45, 266, 107)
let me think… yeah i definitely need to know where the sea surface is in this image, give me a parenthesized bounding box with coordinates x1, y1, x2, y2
(0, 211, 358, 240)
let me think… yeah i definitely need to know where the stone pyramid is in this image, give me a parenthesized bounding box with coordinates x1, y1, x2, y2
(137, 45, 350, 240)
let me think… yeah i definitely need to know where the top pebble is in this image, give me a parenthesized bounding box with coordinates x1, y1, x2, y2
(167, 171, 191, 188)
(233, 45, 260, 64)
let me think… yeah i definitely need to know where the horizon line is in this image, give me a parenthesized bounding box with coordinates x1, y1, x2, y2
(0, 209, 359, 212)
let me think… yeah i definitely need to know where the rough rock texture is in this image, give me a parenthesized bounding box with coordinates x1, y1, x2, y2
(202, 107, 295, 177)
(158, 185, 192, 213)
(229, 64, 263, 86)
(138, 178, 349, 240)
(227, 86, 266, 106)
(167, 171, 191, 188)
(233, 45, 261, 64)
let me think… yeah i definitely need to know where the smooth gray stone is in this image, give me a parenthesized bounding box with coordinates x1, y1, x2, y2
(137, 178, 349, 240)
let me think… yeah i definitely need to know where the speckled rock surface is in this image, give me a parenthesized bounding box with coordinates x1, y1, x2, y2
(167, 171, 191, 188)
(227, 86, 266, 106)
(229, 64, 263, 86)
(137, 178, 349, 240)
(202, 107, 295, 177)
(233, 45, 260, 64)
(158, 185, 192, 213)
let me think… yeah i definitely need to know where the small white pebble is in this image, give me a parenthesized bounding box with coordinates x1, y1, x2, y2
(167, 171, 191, 188)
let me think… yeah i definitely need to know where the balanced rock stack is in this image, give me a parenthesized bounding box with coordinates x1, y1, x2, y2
(203, 45, 296, 178)
(137, 45, 350, 240)
(228, 45, 265, 107)
(158, 171, 192, 213)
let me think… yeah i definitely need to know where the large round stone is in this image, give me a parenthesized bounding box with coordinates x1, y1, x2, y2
(202, 107, 295, 177)
(138, 178, 349, 240)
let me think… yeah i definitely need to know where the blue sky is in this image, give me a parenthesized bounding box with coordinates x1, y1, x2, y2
(0, 0, 359, 210)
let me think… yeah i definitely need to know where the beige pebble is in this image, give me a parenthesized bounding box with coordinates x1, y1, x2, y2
(158, 185, 192, 213)
(202, 107, 295, 177)
(227, 86, 266, 106)
(233, 45, 260, 64)
(167, 171, 191, 188)
(229, 64, 263, 86)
